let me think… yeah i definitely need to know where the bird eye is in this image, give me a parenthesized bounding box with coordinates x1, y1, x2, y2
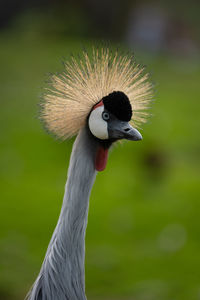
(102, 111, 110, 121)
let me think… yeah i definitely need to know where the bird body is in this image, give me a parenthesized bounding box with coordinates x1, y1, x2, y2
(27, 48, 153, 300)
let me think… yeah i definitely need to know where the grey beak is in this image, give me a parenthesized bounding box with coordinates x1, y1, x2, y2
(108, 120, 142, 141)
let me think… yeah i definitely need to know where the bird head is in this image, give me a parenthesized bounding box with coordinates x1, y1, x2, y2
(88, 91, 143, 171)
(41, 48, 153, 171)
(88, 91, 142, 143)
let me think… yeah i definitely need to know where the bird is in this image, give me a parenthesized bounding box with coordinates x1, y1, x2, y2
(26, 48, 153, 300)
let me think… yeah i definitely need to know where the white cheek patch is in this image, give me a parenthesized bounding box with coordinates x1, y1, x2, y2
(88, 106, 108, 140)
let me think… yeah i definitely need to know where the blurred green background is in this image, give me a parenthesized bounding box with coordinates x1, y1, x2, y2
(0, 0, 200, 299)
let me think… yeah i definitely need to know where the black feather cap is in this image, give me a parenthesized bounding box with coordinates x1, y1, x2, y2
(102, 91, 132, 122)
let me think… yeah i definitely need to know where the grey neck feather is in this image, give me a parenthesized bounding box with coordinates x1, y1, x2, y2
(27, 127, 98, 300)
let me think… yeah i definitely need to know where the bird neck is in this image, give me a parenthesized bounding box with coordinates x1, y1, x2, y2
(58, 126, 98, 298)
(29, 127, 98, 300)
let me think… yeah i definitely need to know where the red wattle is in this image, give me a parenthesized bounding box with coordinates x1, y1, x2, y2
(95, 147, 108, 171)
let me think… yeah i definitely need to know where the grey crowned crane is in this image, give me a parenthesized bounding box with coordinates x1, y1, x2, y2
(27, 48, 153, 300)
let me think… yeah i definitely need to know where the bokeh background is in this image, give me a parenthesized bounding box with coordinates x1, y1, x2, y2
(0, 0, 200, 299)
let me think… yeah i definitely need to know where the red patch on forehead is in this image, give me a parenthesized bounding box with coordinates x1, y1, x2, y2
(93, 100, 103, 110)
